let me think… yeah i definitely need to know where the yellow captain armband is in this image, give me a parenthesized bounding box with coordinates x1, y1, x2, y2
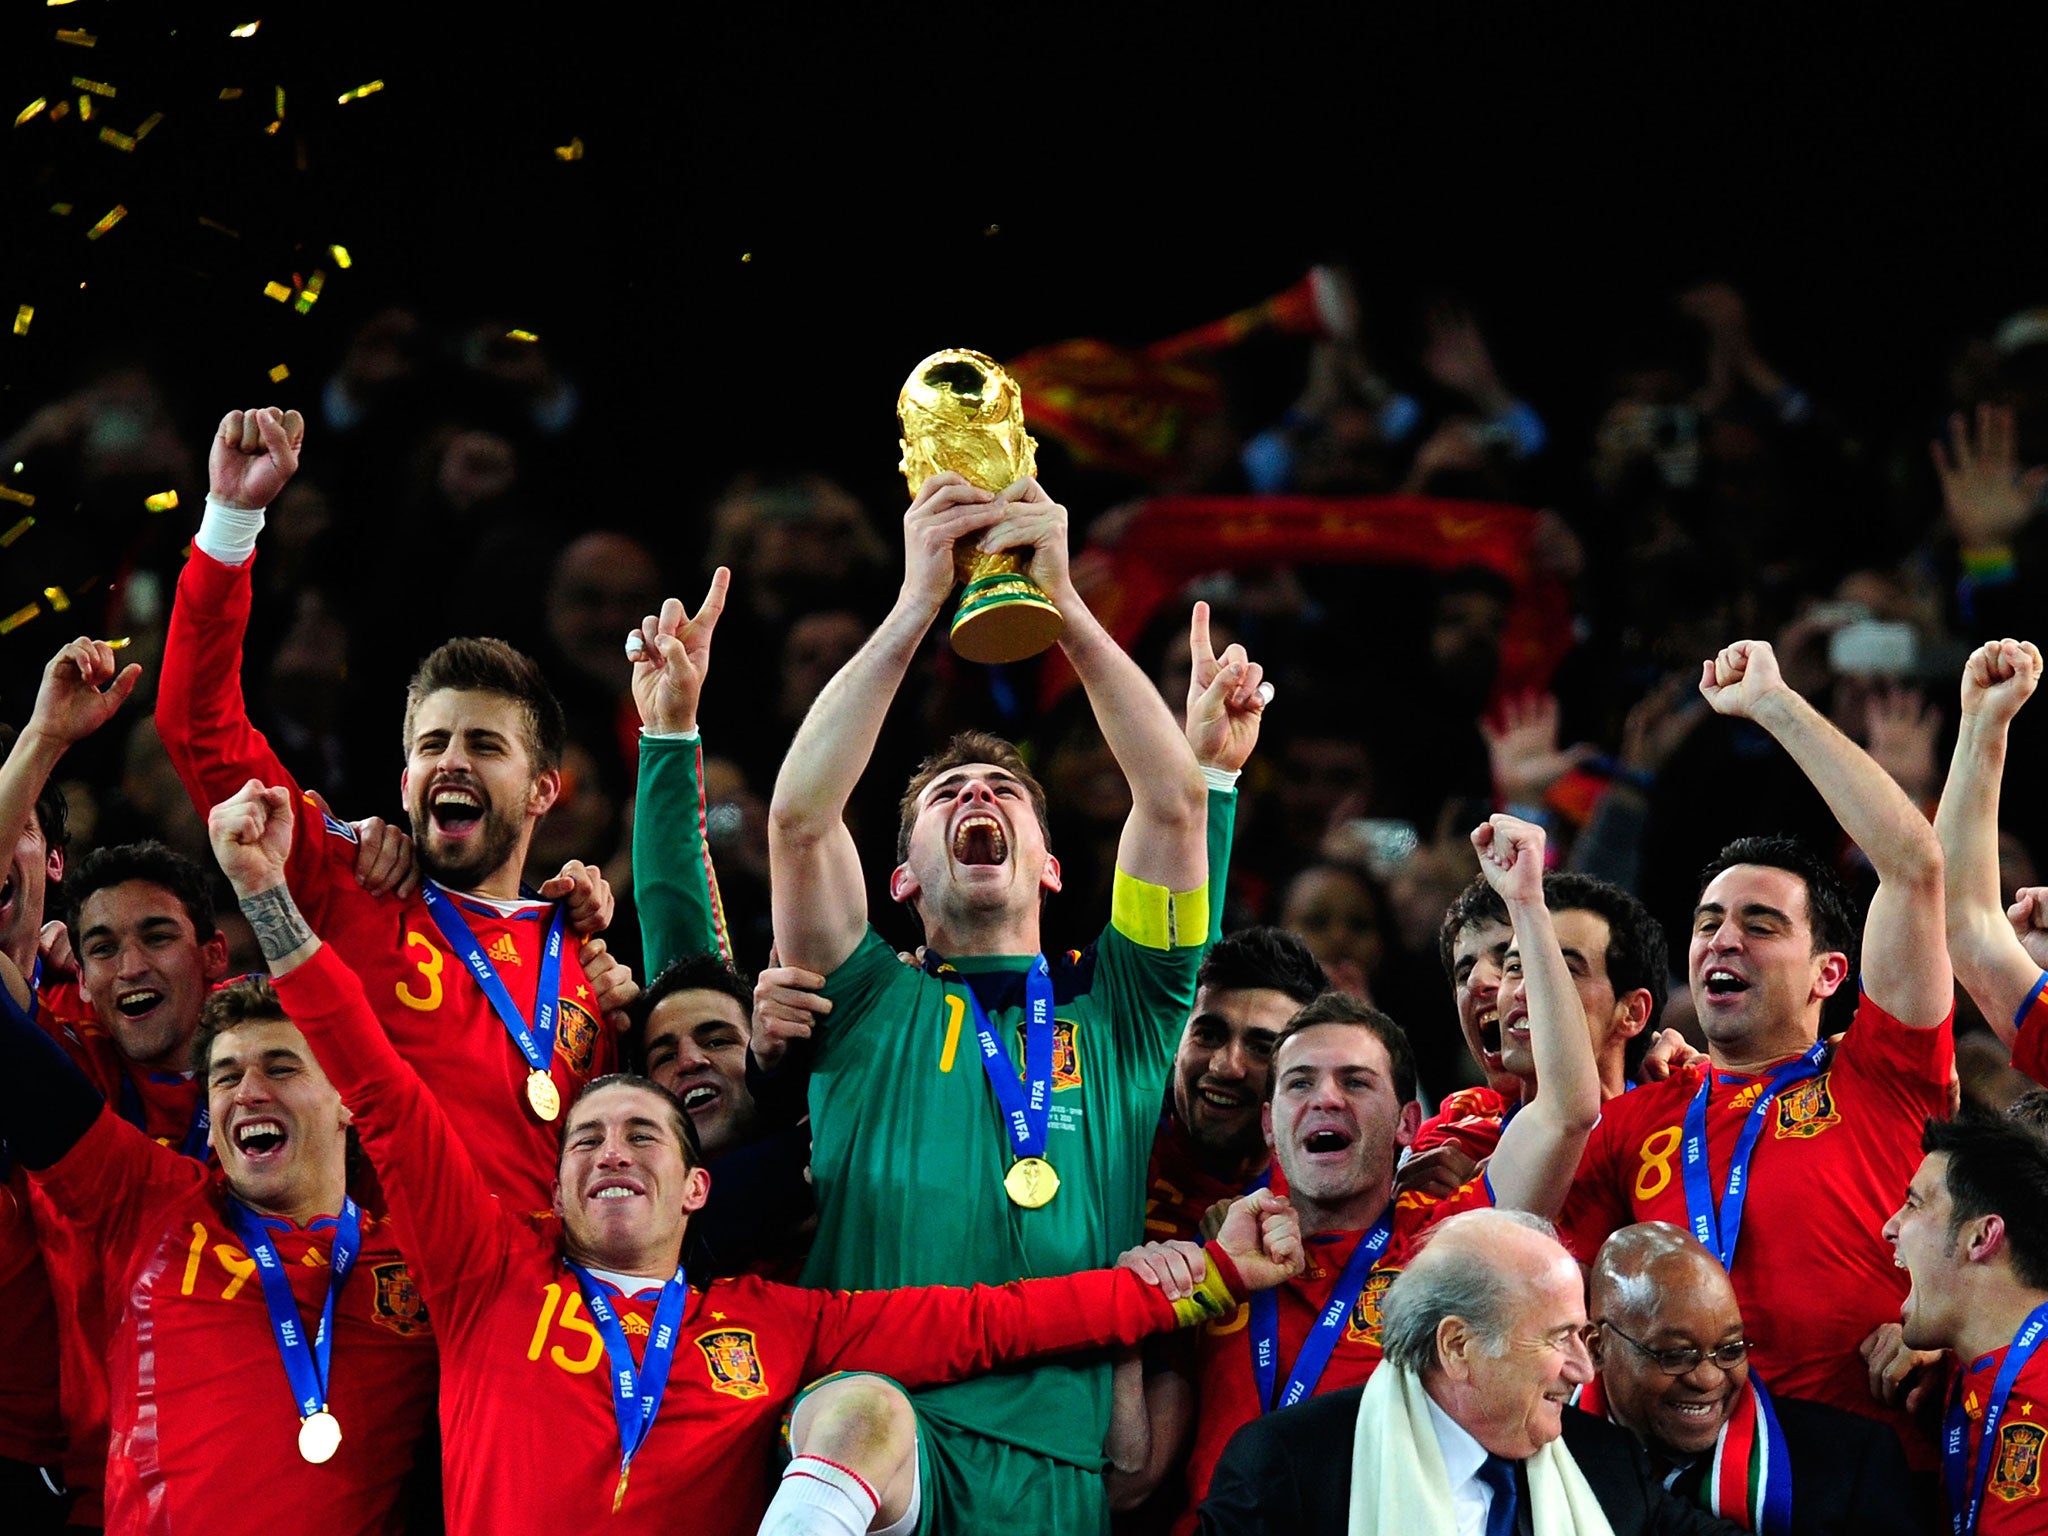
(1111, 867, 1209, 951)
(1169, 1252, 1242, 1329)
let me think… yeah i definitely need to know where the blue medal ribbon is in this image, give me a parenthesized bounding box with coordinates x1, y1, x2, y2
(1945, 1301, 2048, 1535)
(1250, 1211, 1393, 1412)
(118, 1069, 211, 1161)
(567, 1262, 690, 1487)
(962, 956, 1056, 1165)
(225, 1195, 362, 1422)
(419, 882, 565, 1093)
(1679, 1042, 1828, 1268)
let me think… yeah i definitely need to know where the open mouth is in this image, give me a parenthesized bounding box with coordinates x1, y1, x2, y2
(235, 1117, 288, 1160)
(951, 813, 1008, 867)
(589, 1180, 644, 1203)
(116, 988, 165, 1019)
(1702, 968, 1750, 999)
(1301, 1127, 1354, 1156)
(1666, 1400, 1723, 1422)
(1197, 1085, 1248, 1112)
(679, 1083, 720, 1113)
(429, 784, 486, 838)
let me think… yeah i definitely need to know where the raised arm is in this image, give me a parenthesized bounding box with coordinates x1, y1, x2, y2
(981, 480, 1207, 891)
(1701, 639, 1952, 1027)
(1478, 816, 1602, 1218)
(768, 474, 1003, 973)
(1935, 639, 2044, 1043)
(1183, 601, 1266, 947)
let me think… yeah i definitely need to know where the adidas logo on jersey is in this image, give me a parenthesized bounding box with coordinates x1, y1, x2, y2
(487, 933, 522, 965)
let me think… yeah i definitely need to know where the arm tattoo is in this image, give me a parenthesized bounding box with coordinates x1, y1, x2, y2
(239, 884, 314, 965)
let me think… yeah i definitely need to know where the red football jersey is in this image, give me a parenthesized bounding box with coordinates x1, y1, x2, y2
(159, 547, 614, 1216)
(1951, 1340, 2048, 1532)
(30, 1107, 435, 1536)
(1143, 1111, 1270, 1245)
(1173, 1176, 1496, 1533)
(0, 980, 74, 1466)
(2011, 973, 2048, 1087)
(272, 945, 1229, 1535)
(1409, 1084, 1512, 1162)
(1562, 990, 1952, 1462)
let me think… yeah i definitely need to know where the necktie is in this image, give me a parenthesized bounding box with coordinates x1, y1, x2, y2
(1478, 1453, 1519, 1536)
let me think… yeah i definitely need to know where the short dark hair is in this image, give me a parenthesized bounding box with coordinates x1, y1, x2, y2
(1697, 835, 1859, 962)
(629, 953, 755, 1062)
(0, 723, 68, 854)
(1923, 1113, 2048, 1289)
(567, 1072, 705, 1170)
(896, 730, 1051, 862)
(2007, 1089, 2048, 1138)
(1544, 872, 1669, 1075)
(1198, 926, 1329, 1005)
(66, 840, 217, 941)
(192, 974, 289, 1075)
(1270, 992, 1418, 1107)
(1437, 876, 1510, 981)
(402, 638, 568, 773)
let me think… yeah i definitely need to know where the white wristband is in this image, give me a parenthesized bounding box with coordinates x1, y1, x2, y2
(639, 727, 700, 742)
(195, 495, 266, 565)
(1201, 765, 1241, 792)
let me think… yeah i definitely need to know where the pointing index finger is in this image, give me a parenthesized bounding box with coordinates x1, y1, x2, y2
(1189, 601, 1215, 668)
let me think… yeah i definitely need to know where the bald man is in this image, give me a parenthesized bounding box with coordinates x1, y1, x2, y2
(1584, 1224, 1921, 1536)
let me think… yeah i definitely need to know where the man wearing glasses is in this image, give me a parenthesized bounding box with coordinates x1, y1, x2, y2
(1582, 1223, 1923, 1536)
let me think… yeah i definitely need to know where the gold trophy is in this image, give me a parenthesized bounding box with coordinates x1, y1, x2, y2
(897, 348, 1065, 665)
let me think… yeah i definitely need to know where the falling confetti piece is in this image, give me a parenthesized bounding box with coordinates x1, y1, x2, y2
(219, 87, 243, 100)
(15, 98, 47, 128)
(12, 306, 30, 336)
(47, 101, 69, 122)
(262, 279, 291, 302)
(50, 203, 72, 215)
(135, 111, 163, 139)
(0, 485, 35, 507)
(48, 0, 79, 6)
(85, 204, 126, 239)
(144, 489, 179, 512)
(198, 216, 237, 236)
(293, 269, 326, 313)
(55, 27, 95, 46)
(329, 243, 352, 268)
(274, 85, 285, 116)
(78, 95, 94, 120)
(554, 137, 584, 162)
(0, 517, 32, 547)
(0, 604, 40, 636)
(230, 20, 260, 37)
(506, 329, 538, 343)
(741, 252, 752, 263)
(268, 363, 289, 382)
(98, 126, 135, 151)
(337, 80, 385, 105)
(263, 119, 279, 136)
(43, 587, 70, 612)
(107, 636, 131, 649)
(71, 77, 114, 97)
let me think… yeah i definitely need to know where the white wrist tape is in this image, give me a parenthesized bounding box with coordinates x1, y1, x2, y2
(1201, 765, 1242, 792)
(195, 495, 267, 564)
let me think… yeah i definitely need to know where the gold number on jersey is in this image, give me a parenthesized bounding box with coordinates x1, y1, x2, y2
(396, 929, 445, 1013)
(526, 1281, 605, 1374)
(1634, 1125, 1684, 1201)
(180, 1221, 207, 1295)
(939, 993, 966, 1073)
(173, 1221, 261, 1300)
(1145, 1179, 1184, 1239)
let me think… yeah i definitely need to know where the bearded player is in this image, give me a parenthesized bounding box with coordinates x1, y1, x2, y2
(768, 473, 1266, 1533)
(157, 407, 621, 1215)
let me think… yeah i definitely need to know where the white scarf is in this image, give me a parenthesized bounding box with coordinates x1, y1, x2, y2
(1347, 1366, 1618, 1536)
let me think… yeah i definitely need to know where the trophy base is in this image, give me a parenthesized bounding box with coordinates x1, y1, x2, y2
(950, 577, 1065, 665)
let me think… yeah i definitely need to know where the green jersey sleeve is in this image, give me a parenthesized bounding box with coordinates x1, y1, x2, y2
(632, 733, 732, 975)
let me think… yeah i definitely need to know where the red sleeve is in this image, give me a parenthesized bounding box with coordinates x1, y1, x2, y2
(269, 944, 513, 1333)
(797, 1253, 1235, 1386)
(28, 1106, 207, 1263)
(2012, 974, 2048, 1087)
(1833, 988, 1954, 1114)
(1557, 1102, 1636, 1262)
(156, 548, 334, 916)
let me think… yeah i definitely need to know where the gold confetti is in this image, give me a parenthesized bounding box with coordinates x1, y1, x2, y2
(0, 516, 33, 547)
(230, 20, 260, 37)
(0, 485, 35, 507)
(262, 279, 292, 302)
(71, 77, 114, 97)
(337, 80, 385, 105)
(12, 306, 30, 336)
(144, 489, 179, 512)
(50, 203, 72, 215)
(77, 95, 94, 121)
(107, 636, 132, 649)
(85, 204, 126, 239)
(329, 243, 352, 268)
(135, 111, 163, 140)
(43, 587, 70, 612)
(274, 85, 285, 117)
(506, 329, 538, 343)
(554, 137, 584, 162)
(98, 126, 135, 152)
(15, 98, 47, 128)
(293, 269, 326, 314)
(55, 27, 95, 46)
(263, 119, 279, 136)
(268, 363, 289, 383)
(219, 87, 243, 100)
(46, 101, 69, 122)
(0, 604, 40, 636)
(740, 252, 752, 263)
(198, 216, 238, 236)
(48, 0, 80, 7)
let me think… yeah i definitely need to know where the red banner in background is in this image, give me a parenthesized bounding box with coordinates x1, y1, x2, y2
(1041, 494, 1573, 710)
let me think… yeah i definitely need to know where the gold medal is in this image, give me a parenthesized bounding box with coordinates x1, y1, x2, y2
(526, 1069, 561, 1121)
(297, 1409, 342, 1464)
(1003, 1156, 1060, 1208)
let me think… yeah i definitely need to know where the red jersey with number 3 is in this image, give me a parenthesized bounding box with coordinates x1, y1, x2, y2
(2011, 974, 2048, 1088)
(1173, 1175, 1497, 1534)
(159, 546, 614, 1216)
(1952, 1342, 2048, 1532)
(1562, 990, 1952, 1459)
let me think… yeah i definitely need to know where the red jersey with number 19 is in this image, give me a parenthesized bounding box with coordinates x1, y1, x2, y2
(1562, 990, 1952, 1459)
(158, 546, 613, 1216)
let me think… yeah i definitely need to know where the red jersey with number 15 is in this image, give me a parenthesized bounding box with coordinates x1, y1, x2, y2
(158, 546, 614, 1216)
(1562, 990, 1951, 1460)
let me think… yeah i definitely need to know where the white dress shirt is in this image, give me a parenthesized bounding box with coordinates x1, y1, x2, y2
(1426, 1392, 1510, 1536)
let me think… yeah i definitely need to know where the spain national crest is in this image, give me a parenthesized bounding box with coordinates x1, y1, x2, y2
(1344, 1268, 1397, 1346)
(1993, 1420, 2045, 1503)
(1773, 1073, 1841, 1140)
(370, 1261, 431, 1336)
(1052, 1019, 1082, 1090)
(555, 999, 601, 1078)
(696, 1328, 769, 1400)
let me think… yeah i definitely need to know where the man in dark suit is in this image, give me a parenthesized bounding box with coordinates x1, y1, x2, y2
(1199, 1210, 1738, 1535)
(1584, 1223, 1925, 1535)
